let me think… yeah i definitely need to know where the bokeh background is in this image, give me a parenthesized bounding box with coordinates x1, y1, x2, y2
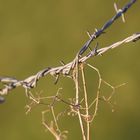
(0, 0, 140, 140)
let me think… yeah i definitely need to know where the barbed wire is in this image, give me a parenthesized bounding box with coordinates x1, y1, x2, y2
(0, 0, 139, 102)
(0, 1, 139, 139)
(0, 32, 139, 98)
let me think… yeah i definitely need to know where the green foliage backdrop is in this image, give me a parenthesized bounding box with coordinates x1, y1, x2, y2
(0, 0, 140, 140)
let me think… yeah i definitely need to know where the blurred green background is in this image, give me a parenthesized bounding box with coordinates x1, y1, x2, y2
(0, 0, 140, 140)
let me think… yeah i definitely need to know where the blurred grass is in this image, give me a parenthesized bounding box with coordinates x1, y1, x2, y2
(0, 0, 140, 140)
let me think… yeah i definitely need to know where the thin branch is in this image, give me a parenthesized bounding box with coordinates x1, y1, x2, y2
(81, 64, 90, 140)
(73, 57, 86, 140)
(42, 110, 61, 140)
(87, 64, 102, 122)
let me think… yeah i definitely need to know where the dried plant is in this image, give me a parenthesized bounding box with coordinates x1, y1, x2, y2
(0, 0, 139, 140)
